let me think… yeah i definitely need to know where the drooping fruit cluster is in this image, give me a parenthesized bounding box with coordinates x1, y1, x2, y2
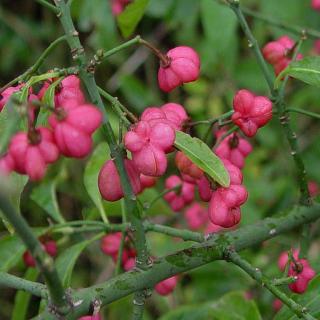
(231, 89, 273, 138)
(8, 128, 59, 181)
(98, 103, 188, 202)
(0, 76, 102, 181)
(262, 36, 303, 75)
(158, 46, 200, 92)
(278, 250, 316, 294)
(23, 239, 57, 268)
(208, 160, 247, 228)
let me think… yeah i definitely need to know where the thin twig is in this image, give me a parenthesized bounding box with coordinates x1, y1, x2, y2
(228, 251, 316, 320)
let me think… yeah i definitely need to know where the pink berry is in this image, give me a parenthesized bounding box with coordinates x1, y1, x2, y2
(101, 232, 122, 256)
(110, 0, 130, 16)
(23, 251, 36, 268)
(158, 46, 200, 92)
(98, 159, 141, 201)
(312, 0, 320, 10)
(161, 103, 188, 130)
(273, 299, 283, 312)
(164, 175, 195, 212)
(140, 174, 158, 190)
(231, 89, 272, 137)
(215, 130, 252, 169)
(278, 249, 299, 271)
(175, 151, 203, 181)
(208, 160, 247, 228)
(124, 120, 175, 176)
(0, 84, 24, 111)
(155, 276, 178, 296)
(23, 239, 57, 268)
(54, 75, 85, 107)
(288, 259, 316, 294)
(9, 128, 59, 181)
(262, 36, 303, 76)
(0, 153, 15, 175)
(44, 240, 58, 257)
(123, 257, 136, 271)
(140, 104, 188, 132)
(308, 181, 319, 197)
(184, 203, 208, 230)
(204, 222, 223, 235)
(49, 102, 102, 158)
(197, 176, 213, 202)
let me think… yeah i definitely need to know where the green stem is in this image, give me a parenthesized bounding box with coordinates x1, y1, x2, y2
(115, 200, 127, 275)
(52, 1, 150, 317)
(287, 107, 320, 120)
(39, 204, 320, 319)
(132, 291, 147, 320)
(271, 276, 297, 286)
(101, 36, 141, 60)
(0, 190, 69, 314)
(213, 126, 238, 149)
(1, 35, 68, 93)
(228, 251, 316, 320)
(0, 272, 47, 298)
(143, 221, 204, 242)
(35, 0, 60, 14)
(227, 0, 275, 96)
(187, 110, 234, 127)
(241, 7, 320, 40)
(98, 86, 135, 127)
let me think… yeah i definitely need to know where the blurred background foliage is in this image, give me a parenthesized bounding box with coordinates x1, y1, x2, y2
(1, 0, 320, 319)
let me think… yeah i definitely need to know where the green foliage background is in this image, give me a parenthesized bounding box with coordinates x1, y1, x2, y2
(0, 0, 320, 319)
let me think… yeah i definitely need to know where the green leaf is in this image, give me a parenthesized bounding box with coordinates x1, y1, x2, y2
(274, 274, 320, 320)
(275, 57, 320, 89)
(0, 234, 25, 271)
(30, 178, 65, 224)
(0, 228, 44, 271)
(55, 235, 102, 287)
(84, 142, 109, 222)
(0, 92, 25, 153)
(160, 291, 261, 320)
(12, 268, 39, 320)
(174, 131, 230, 187)
(117, 0, 150, 38)
(42, 77, 62, 107)
(35, 77, 63, 126)
(0, 173, 28, 234)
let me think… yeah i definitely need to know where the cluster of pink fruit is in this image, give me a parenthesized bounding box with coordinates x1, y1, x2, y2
(0, 75, 102, 181)
(100, 232, 178, 296)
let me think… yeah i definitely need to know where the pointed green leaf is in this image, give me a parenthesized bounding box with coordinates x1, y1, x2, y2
(117, 0, 149, 38)
(12, 268, 39, 320)
(174, 131, 230, 187)
(84, 142, 109, 222)
(55, 234, 103, 287)
(275, 57, 320, 89)
(160, 291, 261, 320)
